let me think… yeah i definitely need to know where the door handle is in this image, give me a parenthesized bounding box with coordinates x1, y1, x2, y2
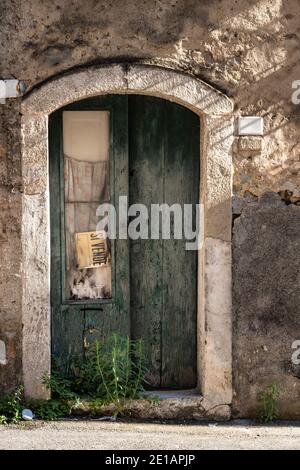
(80, 306, 104, 313)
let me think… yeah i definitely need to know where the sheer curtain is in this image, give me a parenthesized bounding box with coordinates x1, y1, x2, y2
(64, 155, 111, 299)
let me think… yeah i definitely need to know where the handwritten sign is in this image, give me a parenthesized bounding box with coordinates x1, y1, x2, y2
(75, 231, 110, 269)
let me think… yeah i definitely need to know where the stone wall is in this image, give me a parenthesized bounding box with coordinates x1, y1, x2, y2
(233, 193, 300, 418)
(0, 103, 22, 394)
(1, 0, 300, 416)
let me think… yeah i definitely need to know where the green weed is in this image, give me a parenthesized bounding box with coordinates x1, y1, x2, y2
(260, 383, 280, 422)
(0, 334, 149, 423)
(0, 386, 24, 424)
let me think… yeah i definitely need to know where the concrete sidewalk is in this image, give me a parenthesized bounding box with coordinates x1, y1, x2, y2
(1, 420, 300, 450)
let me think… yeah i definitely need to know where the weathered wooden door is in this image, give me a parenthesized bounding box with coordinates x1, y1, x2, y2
(50, 95, 199, 389)
(49, 95, 130, 372)
(129, 96, 199, 388)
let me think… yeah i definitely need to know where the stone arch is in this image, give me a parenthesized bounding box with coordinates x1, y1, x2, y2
(21, 64, 233, 416)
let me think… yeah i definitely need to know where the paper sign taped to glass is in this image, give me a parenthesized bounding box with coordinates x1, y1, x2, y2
(75, 231, 111, 269)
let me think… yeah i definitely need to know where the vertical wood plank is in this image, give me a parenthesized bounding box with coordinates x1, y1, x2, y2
(129, 96, 164, 388)
(161, 101, 199, 388)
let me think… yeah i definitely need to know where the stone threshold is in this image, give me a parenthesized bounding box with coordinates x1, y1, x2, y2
(71, 389, 231, 421)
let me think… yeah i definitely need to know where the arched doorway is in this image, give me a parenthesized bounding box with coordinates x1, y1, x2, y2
(21, 64, 233, 417)
(49, 94, 199, 389)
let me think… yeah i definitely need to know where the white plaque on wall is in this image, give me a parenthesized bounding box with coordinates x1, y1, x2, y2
(237, 116, 264, 136)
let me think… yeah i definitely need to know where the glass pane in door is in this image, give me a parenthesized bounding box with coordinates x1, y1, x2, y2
(63, 110, 111, 300)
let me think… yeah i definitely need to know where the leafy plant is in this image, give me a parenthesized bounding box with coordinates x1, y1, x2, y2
(0, 335, 149, 423)
(0, 386, 24, 424)
(42, 370, 77, 401)
(63, 334, 148, 403)
(38, 334, 148, 418)
(26, 398, 71, 421)
(260, 383, 280, 422)
(26, 364, 81, 420)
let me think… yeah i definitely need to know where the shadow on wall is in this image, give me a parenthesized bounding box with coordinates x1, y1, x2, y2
(229, 0, 300, 198)
(2, 0, 262, 86)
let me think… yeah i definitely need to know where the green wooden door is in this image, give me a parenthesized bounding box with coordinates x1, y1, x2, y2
(50, 95, 199, 388)
(49, 95, 130, 371)
(129, 96, 199, 388)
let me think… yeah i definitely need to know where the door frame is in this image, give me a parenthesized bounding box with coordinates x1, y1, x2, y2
(21, 64, 234, 414)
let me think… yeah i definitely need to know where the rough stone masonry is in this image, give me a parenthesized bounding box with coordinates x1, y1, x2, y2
(0, 0, 300, 418)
